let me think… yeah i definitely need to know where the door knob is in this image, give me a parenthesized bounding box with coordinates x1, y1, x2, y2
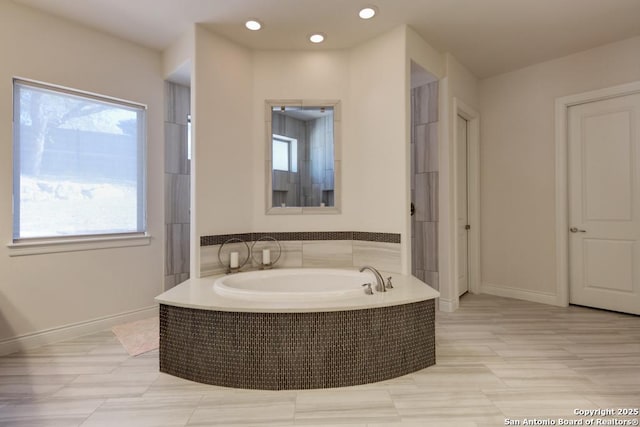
(569, 227, 587, 233)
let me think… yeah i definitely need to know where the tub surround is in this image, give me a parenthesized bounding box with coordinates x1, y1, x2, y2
(200, 231, 402, 278)
(159, 300, 434, 390)
(155, 269, 438, 313)
(156, 269, 438, 390)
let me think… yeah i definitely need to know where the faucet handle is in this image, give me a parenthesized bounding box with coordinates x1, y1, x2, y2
(361, 283, 373, 295)
(386, 276, 394, 289)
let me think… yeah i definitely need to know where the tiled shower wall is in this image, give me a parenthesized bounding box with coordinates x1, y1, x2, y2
(306, 114, 334, 206)
(164, 82, 190, 290)
(272, 112, 334, 207)
(411, 81, 439, 290)
(272, 112, 305, 207)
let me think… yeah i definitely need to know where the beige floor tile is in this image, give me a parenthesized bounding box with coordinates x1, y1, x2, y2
(390, 390, 503, 423)
(368, 423, 478, 427)
(294, 424, 366, 427)
(0, 383, 66, 399)
(50, 368, 157, 398)
(562, 343, 640, 356)
(486, 389, 596, 418)
(0, 417, 88, 427)
(0, 294, 637, 427)
(70, 372, 160, 385)
(28, 365, 117, 376)
(334, 375, 418, 393)
(111, 352, 159, 375)
(436, 344, 498, 357)
(583, 387, 640, 407)
(188, 394, 295, 426)
(573, 366, 640, 385)
(490, 346, 579, 360)
(54, 385, 151, 399)
(143, 373, 233, 398)
(484, 361, 596, 388)
(0, 398, 104, 426)
(295, 390, 399, 424)
(0, 374, 77, 385)
(409, 365, 506, 390)
(80, 396, 200, 427)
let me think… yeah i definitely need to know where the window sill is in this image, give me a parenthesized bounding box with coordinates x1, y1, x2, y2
(7, 233, 152, 257)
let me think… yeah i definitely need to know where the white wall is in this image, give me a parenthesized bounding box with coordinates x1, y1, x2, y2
(347, 26, 408, 251)
(250, 29, 408, 237)
(405, 26, 446, 278)
(162, 28, 194, 85)
(406, 28, 482, 309)
(436, 54, 480, 310)
(199, 24, 475, 295)
(479, 36, 640, 304)
(192, 26, 410, 273)
(406, 26, 445, 81)
(446, 54, 480, 111)
(0, 2, 164, 350)
(251, 49, 351, 230)
(191, 25, 253, 275)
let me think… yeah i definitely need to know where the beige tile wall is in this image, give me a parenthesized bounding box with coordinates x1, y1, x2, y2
(200, 239, 401, 277)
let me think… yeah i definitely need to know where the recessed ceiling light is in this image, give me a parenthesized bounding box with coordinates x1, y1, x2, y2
(358, 6, 377, 19)
(245, 20, 262, 31)
(309, 33, 325, 43)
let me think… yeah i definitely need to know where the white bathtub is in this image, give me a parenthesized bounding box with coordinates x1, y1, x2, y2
(213, 268, 373, 301)
(156, 267, 439, 313)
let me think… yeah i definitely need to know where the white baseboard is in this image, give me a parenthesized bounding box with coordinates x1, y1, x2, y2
(0, 305, 158, 356)
(481, 282, 562, 307)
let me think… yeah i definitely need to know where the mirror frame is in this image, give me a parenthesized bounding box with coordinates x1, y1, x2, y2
(265, 99, 341, 215)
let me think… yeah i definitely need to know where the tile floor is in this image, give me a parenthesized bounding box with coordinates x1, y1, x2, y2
(0, 294, 638, 426)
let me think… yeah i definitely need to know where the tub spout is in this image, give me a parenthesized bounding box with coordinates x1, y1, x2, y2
(359, 265, 386, 292)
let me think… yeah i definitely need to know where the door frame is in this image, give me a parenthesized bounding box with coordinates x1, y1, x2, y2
(554, 80, 640, 307)
(452, 98, 481, 301)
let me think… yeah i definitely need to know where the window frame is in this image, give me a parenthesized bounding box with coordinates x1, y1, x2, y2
(8, 78, 150, 255)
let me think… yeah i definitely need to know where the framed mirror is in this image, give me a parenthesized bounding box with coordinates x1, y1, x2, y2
(265, 100, 341, 215)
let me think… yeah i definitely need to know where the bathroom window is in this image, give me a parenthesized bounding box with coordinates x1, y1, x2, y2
(12, 79, 147, 241)
(272, 135, 297, 172)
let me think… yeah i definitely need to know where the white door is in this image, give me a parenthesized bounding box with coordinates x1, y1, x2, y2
(568, 92, 640, 315)
(457, 115, 469, 296)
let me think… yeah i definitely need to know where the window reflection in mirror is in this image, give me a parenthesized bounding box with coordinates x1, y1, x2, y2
(271, 105, 334, 208)
(272, 135, 297, 172)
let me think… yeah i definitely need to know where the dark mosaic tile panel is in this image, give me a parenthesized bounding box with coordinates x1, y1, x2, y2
(296, 231, 353, 241)
(353, 232, 401, 244)
(200, 233, 253, 246)
(251, 231, 353, 242)
(201, 231, 401, 246)
(159, 300, 435, 390)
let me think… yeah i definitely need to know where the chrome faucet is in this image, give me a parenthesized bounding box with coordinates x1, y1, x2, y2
(359, 265, 386, 292)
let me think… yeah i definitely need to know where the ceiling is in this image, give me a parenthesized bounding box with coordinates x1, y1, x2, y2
(12, 0, 640, 78)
